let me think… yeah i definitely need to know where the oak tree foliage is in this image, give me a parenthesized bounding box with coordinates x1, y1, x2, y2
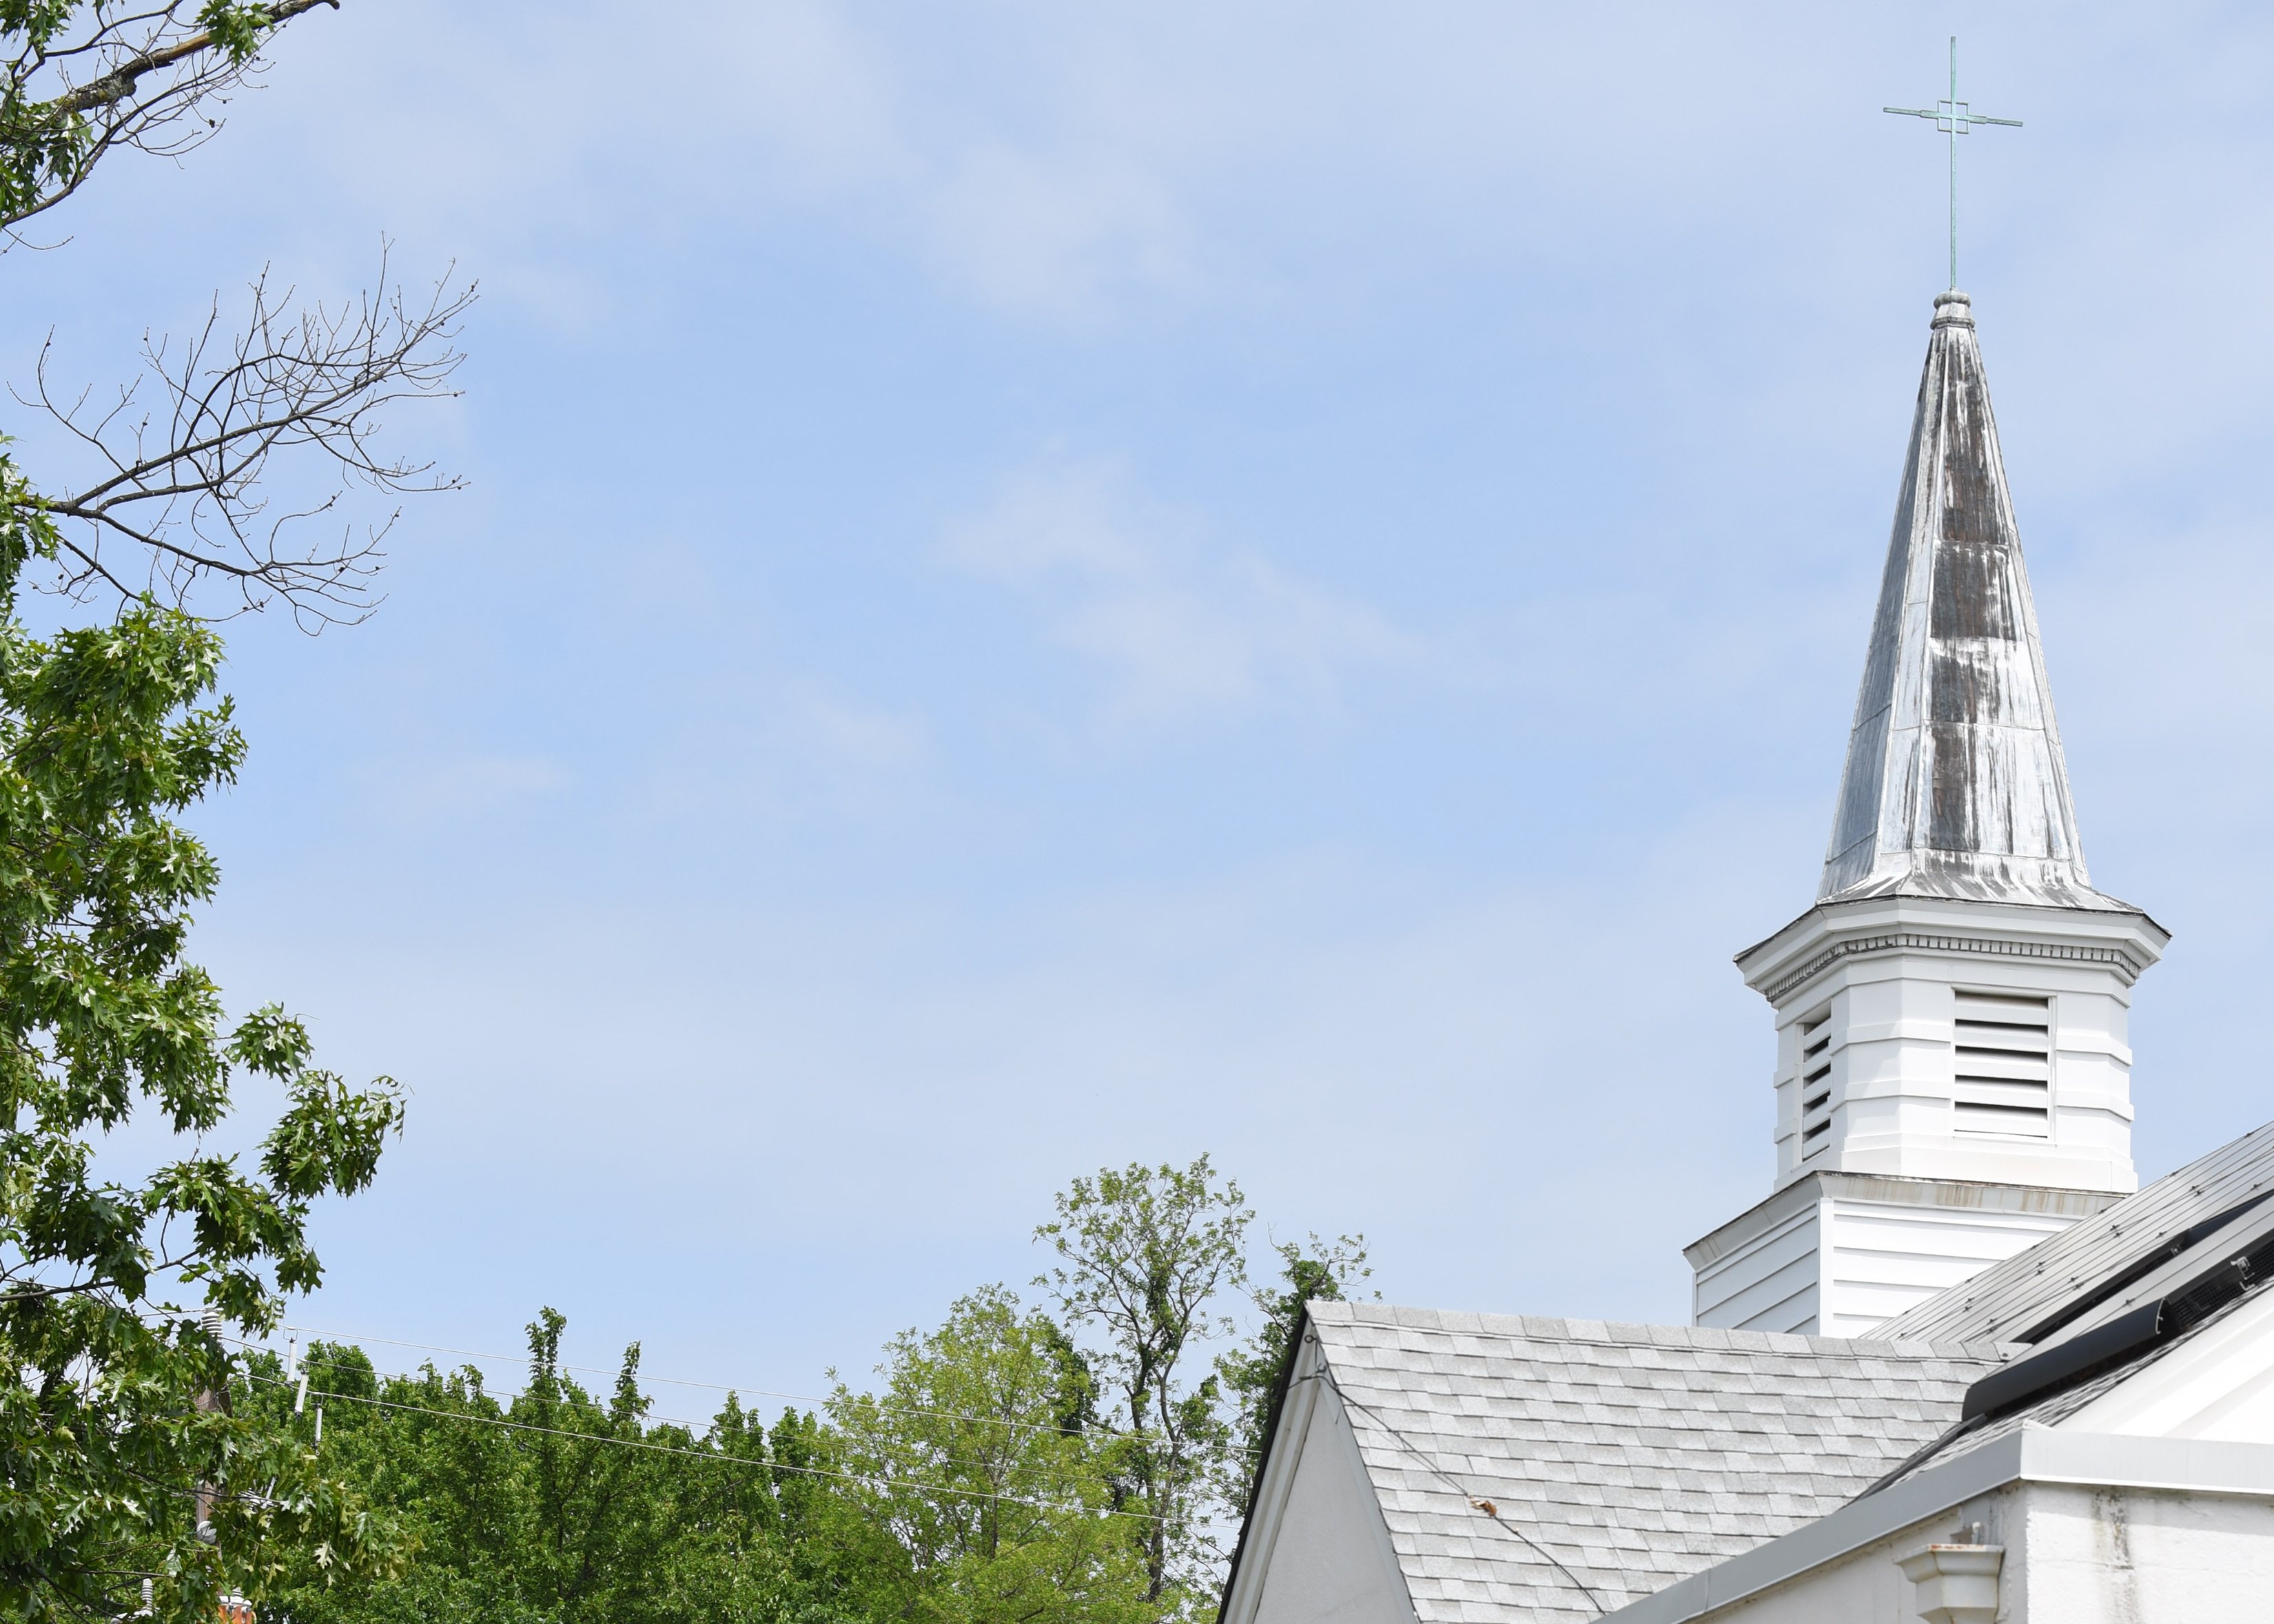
(0, 489, 407, 1620)
(0, 1, 455, 1616)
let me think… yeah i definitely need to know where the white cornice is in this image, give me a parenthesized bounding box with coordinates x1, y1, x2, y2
(1756, 929, 2150, 1005)
(1685, 1171, 2116, 1269)
(1735, 894, 2169, 1007)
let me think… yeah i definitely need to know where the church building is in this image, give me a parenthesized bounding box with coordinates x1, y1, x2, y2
(1216, 290, 2274, 1622)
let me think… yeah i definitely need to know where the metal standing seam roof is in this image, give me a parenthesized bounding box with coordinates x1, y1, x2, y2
(1873, 1267, 2274, 1492)
(1819, 289, 2133, 913)
(1304, 1302, 2007, 1622)
(1875, 1118, 2274, 1346)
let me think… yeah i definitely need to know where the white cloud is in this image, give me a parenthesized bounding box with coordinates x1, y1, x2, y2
(946, 462, 1419, 722)
(378, 754, 566, 826)
(781, 681, 928, 777)
(639, 681, 929, 825)
(154, 1, 2274, 349)
(240, 3, 1824, 322)
(920, 144, 1200, 317)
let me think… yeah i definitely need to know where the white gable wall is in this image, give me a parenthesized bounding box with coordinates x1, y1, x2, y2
(1221, 1330, 1417, 1624)
(2069, 1290, 2274, 1444)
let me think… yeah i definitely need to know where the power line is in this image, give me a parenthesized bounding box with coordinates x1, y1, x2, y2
(245, 1371, 1167, 1526)
(1311, 1367, 1606, 1617)
(269, 1320, 1137, 1442)
(231, 1339, 1096, 1497)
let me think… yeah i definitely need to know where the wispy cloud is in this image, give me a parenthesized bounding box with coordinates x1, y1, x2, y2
(639, 681, 930, 826)
(378, 754, 567, 827)
(781, 681, 928, 773)
(946, 462, 1418, 723)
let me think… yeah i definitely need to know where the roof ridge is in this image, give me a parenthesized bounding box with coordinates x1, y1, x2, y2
(1315, 1299, 2007, 1359)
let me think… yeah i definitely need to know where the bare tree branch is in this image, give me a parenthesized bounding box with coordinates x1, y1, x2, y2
(2, 2, 344, 232)
(14, 249, 475, 628)
(48, 0, 337, 117)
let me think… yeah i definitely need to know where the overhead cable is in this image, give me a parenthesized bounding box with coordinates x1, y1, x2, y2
(241, 1371, 1167, 1525)
(272, 1321, 1138, 1441)
(1310, 1366, 1606, 1616)
(228, 1337, 1100, 1497)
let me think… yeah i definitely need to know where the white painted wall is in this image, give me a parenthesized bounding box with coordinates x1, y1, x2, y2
(2009, 1483, 2274, 1622)
(1691, 1182, 1819, 1332)
(1737, 892, 2161, 1195)
(1819, 1195, 2078, 1336)
(1681, 1481, 2274, 1624)
(1248, 1390, 1415, 1624)
(1690, 1174, 2102, 1335)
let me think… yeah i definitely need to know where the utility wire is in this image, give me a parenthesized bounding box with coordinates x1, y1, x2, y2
(243, 1371, 1167, 1525)
(228, 1337, 1103, 1499)
(271, 1321, 1138, 1441)
(1311, 1366, 1606, 1617)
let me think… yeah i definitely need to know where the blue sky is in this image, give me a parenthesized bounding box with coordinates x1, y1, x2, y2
(13, 1, 2274, 1397)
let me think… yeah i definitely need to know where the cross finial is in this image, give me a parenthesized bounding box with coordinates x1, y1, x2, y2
(1885, 37, 2022, 290)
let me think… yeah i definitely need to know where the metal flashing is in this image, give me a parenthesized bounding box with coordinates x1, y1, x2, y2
(1606, 1430, 2274, 1624)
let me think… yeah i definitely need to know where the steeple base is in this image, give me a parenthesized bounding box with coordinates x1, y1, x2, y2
(1686, 1171, 2118, 1337)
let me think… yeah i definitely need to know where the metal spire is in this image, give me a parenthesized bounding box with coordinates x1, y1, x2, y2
(1818, 290, 2128, 913)
(1885, 37, 2021, 290)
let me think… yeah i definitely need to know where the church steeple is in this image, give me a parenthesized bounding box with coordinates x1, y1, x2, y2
(1688, 289, 2170, 1338)
(1821, 289, 2123, 912)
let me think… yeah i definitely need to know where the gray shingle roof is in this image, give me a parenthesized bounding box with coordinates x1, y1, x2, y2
(1876, 1118, 2274, 1345)
(1307, 1302, 2007, 1621)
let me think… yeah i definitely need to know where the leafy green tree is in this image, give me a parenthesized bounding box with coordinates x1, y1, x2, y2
(251, 1314, 912, 1624)
(1215, 1233, 1372, 1520)
(1034, 1157, 1251, 1608)
(831, 1286, 1151, 1624)
(0, 505, 408, 1620)
(202, 1169, 1355, 1624)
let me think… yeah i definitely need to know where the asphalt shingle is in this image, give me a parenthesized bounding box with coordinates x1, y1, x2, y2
(1305, 1302, 2004, 1621)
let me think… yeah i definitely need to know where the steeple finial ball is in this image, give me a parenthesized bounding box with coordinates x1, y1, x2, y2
(1931, 289, 1975, 329)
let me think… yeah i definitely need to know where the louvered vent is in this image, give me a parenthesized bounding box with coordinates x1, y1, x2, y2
(1953, 991, 2051, 1137)
(1796, 1012, 1833, 1158)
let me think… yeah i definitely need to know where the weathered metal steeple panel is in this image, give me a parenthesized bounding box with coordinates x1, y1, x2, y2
(1820, 290, 2123, 910)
